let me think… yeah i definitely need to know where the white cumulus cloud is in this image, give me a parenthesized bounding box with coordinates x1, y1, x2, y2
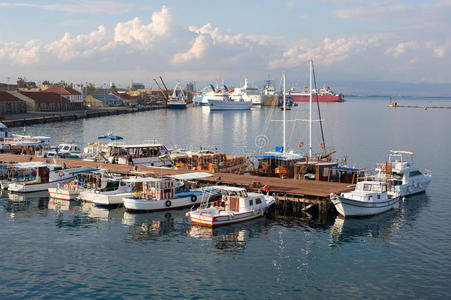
(385, 41, 417, 57)
(46, 25, 110, 61)
(268, 36, 376, 69)
(114, 5, 171, 48)
(0, 40, 41, 65)
(172, 35, 209, 64)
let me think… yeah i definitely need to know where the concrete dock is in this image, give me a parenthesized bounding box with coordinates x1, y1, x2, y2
(0, 105, 165, 127)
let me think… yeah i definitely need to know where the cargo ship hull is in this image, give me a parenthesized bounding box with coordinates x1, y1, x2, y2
(289, 93, 343, 102)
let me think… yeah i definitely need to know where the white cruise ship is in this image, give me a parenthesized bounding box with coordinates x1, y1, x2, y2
(230, 78, 263, 105)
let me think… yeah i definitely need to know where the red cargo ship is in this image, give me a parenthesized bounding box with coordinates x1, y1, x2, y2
(288, 87, 343, 102)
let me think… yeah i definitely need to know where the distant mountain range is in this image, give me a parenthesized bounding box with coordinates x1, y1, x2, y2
(313, 80, 451, 98)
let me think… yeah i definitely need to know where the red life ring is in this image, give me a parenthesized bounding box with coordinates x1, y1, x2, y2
(380, 164, 386, 170)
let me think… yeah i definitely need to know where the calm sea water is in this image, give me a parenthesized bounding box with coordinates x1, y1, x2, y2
(1, 97, 451, 299)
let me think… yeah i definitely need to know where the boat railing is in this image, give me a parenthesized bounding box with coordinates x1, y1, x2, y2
(196, 187, 219, 210)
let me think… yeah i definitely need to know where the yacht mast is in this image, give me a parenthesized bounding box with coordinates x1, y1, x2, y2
(283, 72, 286, 154)
(309, 60, 313, 158)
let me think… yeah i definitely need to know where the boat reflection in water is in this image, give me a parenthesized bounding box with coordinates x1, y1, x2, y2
(329, 194, 429, 245)
(48, 198, 81, 212)
(2, 190, 49, 218)
(188, 218, 269, 252)
(122, 209, 188, 241)
(80, 202, 123, 221)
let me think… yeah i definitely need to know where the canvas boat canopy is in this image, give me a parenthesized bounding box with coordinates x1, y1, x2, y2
(169, 172, 213, 181)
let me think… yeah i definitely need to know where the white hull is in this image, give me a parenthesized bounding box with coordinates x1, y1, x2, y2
(208, 99, 252, 111)
(48, 187, 80, 200)
(331, 195, 400, 217)
(231, 94, 263, 105)
(114, 156, 172, 167)
(124, 192, 203, 212)
(187, 197, 275, 227)
(398, 177, 431, 197)
(8, 178, 73, 193)
(79, 190, 132, 206)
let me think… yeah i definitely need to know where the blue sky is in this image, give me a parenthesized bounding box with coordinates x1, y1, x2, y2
(0, 0, 450, 90)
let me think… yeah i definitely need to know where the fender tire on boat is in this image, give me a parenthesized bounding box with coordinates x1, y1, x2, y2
(191, 195, 197, 202)
(165, 200, 171, 207)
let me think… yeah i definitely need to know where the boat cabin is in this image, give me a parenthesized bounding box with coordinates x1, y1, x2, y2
(127, 177, 175, 200)
(3, 134, 52, 156)
(8, 162, 62, 184)
(352, 181, 392, 200)
(171, 149, 249, 173)
(106, 143, 170, 165)
(215, 186, 265, 212)
(254, 149, 304, 178)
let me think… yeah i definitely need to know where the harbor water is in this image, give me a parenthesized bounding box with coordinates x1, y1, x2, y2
(1, 97, 450, 298)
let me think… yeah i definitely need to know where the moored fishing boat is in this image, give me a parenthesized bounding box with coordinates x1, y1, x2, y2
(123, 173, 216, 212)
(330, 181, 401, 217)
(187, 186, 275, 227)
(167, 82, 187, 109)
(170, 148, 252, 174)
(48, 168, 104, 200)
(78, 175, 133, 206)
(104, 142, 172, 166)
(8, 164, 93, 193)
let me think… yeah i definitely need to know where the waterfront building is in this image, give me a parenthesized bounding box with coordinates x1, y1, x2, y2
(43, 86, 84, 109)
(18, 91, 72, 112)
(85, 93, 123, 107)
(0, 91, 26, 115)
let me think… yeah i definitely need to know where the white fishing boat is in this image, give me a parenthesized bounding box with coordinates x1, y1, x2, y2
(78, 175, 133, 206)
(48, 168, 101, 200)
(375, 150, 432, 197)
(7, 164, 91, 193)
(167, 82, 187, 109)
(45, 142, 82, 158)
(330, 181, 401, 217)
(103, 142, 172, 166)
(82, 133, 124, 162)
(187, 186, 275, 227)
(3, 133, 51, 156)
(48, 182, 81, 200)
(123, 173, 215, 212)
(230, 78, 263, 105)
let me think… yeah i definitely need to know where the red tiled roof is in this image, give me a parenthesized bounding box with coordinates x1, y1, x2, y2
(21, 91, 70, 103)
(0, 91, 24, 102)
(44, 86, 81, 95)
(114, 92, 139, 100)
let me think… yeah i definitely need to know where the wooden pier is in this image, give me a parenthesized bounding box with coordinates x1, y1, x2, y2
(0, 153, 354, 216)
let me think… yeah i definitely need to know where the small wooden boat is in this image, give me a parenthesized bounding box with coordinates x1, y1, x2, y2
(187, 186, 275, 227)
